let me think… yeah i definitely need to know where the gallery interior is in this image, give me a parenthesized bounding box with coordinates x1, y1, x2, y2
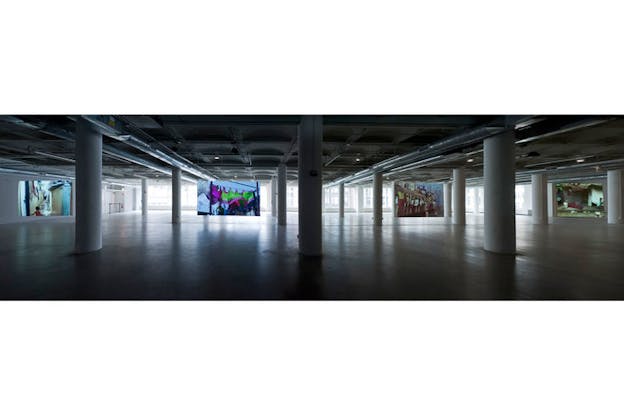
(0, 115, 623, 299)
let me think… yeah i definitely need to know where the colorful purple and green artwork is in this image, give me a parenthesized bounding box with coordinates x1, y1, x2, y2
(197, 180, 260, 216)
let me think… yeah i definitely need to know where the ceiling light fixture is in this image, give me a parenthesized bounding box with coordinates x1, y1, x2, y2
(355, 158, 361, 162)
(214, 156, 220, 160)
(576, 159, 585, 163)
(467, 158, 474, 163)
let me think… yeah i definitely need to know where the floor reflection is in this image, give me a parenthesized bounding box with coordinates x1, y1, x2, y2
(1, 211, 624, 299)
(292, 255, 324, 299)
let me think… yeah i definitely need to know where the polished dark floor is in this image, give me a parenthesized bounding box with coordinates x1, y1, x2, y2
(1, 211, 623, 299)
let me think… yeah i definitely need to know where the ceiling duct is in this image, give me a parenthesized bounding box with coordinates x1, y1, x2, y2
(324, 125, 504, 187)
(515, 117, 615, 145)
(465, 157, 624, 186)
(82, 115, 216, 180)
(0, 167, 74, 179)
(324, 116, 616, 188)
(0, 117, 197, 183)
(32, 151, 76, 164)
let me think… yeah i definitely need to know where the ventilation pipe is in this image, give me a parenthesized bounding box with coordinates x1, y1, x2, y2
(324, 125, 504, 187)
(0, 117, 197, 183)
(81, 115, 216, 180)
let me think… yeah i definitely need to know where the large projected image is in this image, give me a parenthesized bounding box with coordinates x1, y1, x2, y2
(395, 182, 444, 217)
(197, 180, 260, 216)
(556, 182, 605, 218)
(18, 180, 72, 217)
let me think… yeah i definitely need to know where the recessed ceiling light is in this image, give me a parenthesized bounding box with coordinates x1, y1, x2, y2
(214, 156, 220, 160)
(576, 159, 585, 163)
(355, 158, 361, 162)
(467, 158, 474, 163)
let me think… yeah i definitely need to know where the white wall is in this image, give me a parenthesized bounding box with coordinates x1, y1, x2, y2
(101, 185, 139, 215)
(0, 173, 20, 223)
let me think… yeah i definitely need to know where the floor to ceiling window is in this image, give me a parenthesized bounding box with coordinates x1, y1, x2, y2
(147, 180, 198, 210)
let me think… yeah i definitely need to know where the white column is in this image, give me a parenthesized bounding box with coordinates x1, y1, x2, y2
(71, 180, 76, 216)
(444, 181, 452, 218)
(547, 182, 557, 220)
(298, 115, 323, 256)
(132, 187, 138, 211)
(392, 181, 398, 218)
(141, 178, 148, 216)
(338, 183, 345, 218)
(373, 172, 383, 226)
(271, 177, 277, 217)
(277, 164, 287, 225)
(473, 189, 480, 214)
(607, 169, 623, 224)
(452, 168, 465, 225)
(531, 173, 548, 225)
(356, 185, 364, 214)
(75, 119, 102, 253)
(484, 132, 516, 254)
(172, 167, 181, 224)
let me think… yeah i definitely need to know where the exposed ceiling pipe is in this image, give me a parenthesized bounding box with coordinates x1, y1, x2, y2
(324, 116, 616, 188)
(38, 125, 180, 178)
(324, 128, 367, 167)
(324, 125, 504, 187)
(0, 166, 149, 187)
(521, 158, 624, 176)
(546, 175, 607, 183)
(464, 158, 624, 185)
(0, 118, 197, 183)
(515, 117, 616, 145)
(523, 155, 595, 168)
(468, 173, 608, 186)
(82, 115, 216, 180)
(0, 167, 74, 179)
(0, 115, 45, 130)
(33, 151, 75, 164)
(458, 118, 611, 157)
(0, 156, 74, 177)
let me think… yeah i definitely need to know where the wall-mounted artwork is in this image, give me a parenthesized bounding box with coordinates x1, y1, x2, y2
(197, 180, 260, 216)
(556, 182, 604, 218)
(18, 180, 72, 216)
(395, 182, 444, 217)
